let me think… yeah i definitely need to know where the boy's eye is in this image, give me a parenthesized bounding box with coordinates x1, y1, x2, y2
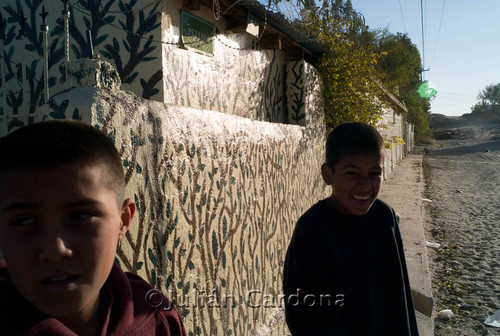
(69, 211, 95, 221)
(10, 215, 37, 228)
(371, 171, 382, 176)
(345, 171, 356, 176)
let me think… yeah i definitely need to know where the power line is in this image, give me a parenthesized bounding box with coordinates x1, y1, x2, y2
(397, 0, 406, 33)
(439, 91, 476, 97)
(429, 0, 446, 68)
(436, 97, 475, 103)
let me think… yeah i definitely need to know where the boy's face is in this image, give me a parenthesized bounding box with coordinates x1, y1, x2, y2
(0, 163, 134, 323)
(322, 152, 383, 215)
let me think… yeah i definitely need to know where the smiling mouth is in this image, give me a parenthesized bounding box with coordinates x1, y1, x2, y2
(40, 274, 80, 286)
(352, 195, 371, 201)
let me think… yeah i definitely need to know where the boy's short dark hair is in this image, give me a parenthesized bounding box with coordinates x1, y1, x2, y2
(0, 120, 125, 198)
(326, 122, 384, 170)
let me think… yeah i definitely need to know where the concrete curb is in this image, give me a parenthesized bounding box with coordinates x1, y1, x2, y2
(379, 153, 434, 335)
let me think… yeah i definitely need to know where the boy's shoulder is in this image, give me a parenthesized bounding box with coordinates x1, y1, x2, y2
(298, 197, 395, 218)
(294, 199, 330, 231)
(119, 267, 175, 317)
(296, 198, 397, 232)
(0, 260, 186, 335)
(371, 198, 397, 215)
(370, 199, 399, 225)
(0, 259, 7, 280)
(99, 264, 187, 335)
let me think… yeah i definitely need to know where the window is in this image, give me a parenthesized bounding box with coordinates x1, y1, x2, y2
(181, 11, 215, 55)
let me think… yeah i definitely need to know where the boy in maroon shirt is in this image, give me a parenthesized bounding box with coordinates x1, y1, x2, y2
(0, 121, 186, 335)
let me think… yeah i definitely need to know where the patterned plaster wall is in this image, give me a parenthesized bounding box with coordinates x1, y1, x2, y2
(0, 0, 163, 130)
(163, 45, 286, 122)
(38, 83, 328, 336)
(286, 61, 306, 126)
(1, 0, 310, 127)
(162, 0, 287, 122)
(287, 60, 324, 128)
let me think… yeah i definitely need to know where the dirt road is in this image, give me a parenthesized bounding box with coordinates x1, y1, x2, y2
(424, 121, 500, 335)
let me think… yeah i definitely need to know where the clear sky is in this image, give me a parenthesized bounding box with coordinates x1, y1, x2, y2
(350, 0, 500, 116)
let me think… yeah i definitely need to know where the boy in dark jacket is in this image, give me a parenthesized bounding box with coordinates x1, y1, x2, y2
(283, 122, 419, 335)
(0, 121, 186, 335)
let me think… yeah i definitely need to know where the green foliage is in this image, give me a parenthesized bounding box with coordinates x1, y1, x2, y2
(293, 0, 432, 138)
(375, 32, 432, 140)
(468, 83, 500, 121)
(404, 91, 432, 139)
(477, 83, 500, 105)
(296, 0, 388, 128)
(317, 44, 387, 128)
(375, 32, 421, 93)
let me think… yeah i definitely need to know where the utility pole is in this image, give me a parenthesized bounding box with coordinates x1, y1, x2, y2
(419, 68, 430, 82)
(420, 0, 428, 82)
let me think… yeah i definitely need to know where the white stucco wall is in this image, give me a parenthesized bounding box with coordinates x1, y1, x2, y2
(162, 0, 287, 122)
(379, 108, 413, 179)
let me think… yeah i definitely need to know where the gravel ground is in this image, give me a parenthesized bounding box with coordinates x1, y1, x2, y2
(423, 121, 500, 335)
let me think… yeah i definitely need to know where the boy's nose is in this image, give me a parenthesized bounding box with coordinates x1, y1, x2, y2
(357, 176, 373, 188)
(38, 235, 73, 263)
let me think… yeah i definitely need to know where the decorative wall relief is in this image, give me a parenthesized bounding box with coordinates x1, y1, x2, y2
(99, 0, 162, 98)
(379, 109, 407, 178)
(0, 0, 163, 128)
(259, 50, 285, 123)
(162, 25, 287, 123)
(40, 85, 328, 335)
(1, 0, 64, 120)
(2, 0, 312, 130)
(286, 61, 306, 126)
(286, 60, 324, 136)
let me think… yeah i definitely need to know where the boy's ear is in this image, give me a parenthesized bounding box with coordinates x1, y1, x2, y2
(119, 198, 136, 239)
(321, 163, 334, 185)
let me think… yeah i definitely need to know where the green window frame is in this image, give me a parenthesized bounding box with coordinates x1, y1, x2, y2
(180, 11, 215, 55)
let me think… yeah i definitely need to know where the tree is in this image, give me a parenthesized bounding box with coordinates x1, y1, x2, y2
(290, 0, 432, 139)
(375, 32, 421, 94)
(469, 83, 500, 120)
(296, 0, 389, 128)
(477, 83, 500, 105)
(375, 32, 432, 140)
